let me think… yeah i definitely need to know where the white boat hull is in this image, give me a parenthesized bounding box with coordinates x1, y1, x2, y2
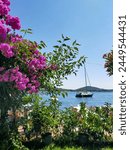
(75, 92, 93, 98)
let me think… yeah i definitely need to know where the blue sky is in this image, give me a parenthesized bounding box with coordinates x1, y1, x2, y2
(10, 0, 113, 89)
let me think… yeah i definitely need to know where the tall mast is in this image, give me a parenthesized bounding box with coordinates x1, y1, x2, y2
(84, 63, 87, 87)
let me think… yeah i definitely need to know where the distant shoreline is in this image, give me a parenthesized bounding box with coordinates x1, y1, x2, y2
(59, 89, 113, 92)
(59, 86, 113, 92)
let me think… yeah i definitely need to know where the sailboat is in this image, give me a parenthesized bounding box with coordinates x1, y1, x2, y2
(75, 63, 93, 98)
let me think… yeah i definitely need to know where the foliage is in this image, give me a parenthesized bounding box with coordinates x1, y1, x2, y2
(103, 50, 113, 76)
(78, 102, 88, 133)
(16, 96, 113, 148)
(0, 82, 24, 147)
(1, 91, 113, 149)
(43, 144, 112, 150)
(53, 102, 112, 146)
(8, 133, 29, 150)
(41, 36, 86, 96)
(31, 100, 54, 136)
(20, 94, 62, 141)
(86, 103, 113, 143)
(43, 144, 82, 150)
(57, 107, 79, 145)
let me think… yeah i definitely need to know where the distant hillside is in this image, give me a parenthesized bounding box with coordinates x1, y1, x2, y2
(59, 86, 113, 92)
(76, 86, 113, 92)
(58, 88, 75, 92)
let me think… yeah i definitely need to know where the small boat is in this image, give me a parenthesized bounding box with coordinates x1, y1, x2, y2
(75, 63, 93, 98)
(76, 91, 93, 97)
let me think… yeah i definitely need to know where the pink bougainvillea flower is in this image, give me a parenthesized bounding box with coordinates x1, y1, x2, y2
(28, 85, 38, 94)
(0, 66, 5, 72)
(28, 55, 46, 71)
(33, 49, 39, 55)
(9, 75, 16, 82)
(0, 2, 10, 16)
(0, 0, 49, 93)
(2, 70, 10, 81)
(6, 15, 21, 30)
(10, 34, 22, 42)
(0, 43, 14, 58)
(0, 21, 7, 41)
(2, 0, 10, 6)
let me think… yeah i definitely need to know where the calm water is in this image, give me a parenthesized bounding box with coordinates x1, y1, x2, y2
(41, 91, 113, 109)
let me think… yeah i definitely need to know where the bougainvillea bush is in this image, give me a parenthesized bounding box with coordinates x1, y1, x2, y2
(0, 0, 47, 93)
(0, 0, 85, 148)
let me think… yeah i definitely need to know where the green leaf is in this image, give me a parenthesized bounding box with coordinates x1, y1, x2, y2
(53, 45, 59, 49)
(40, 41, 46, 48)
(62, 44, 66, 47)
(61, 92, 66, 98)
(20, 29, 25, 32)
(64, 36, 70, 41)
(27, 31, 32, 34)
(28, 28, 32, 31)
(74, 47, 78, 51)
(57, 40, 62, 43)
(76, 42, 81, 46)
(62, 34, 65, 39)
(72, 40, 76, 46)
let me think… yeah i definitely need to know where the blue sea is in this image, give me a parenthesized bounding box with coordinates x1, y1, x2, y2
(41, 91, 113, 109)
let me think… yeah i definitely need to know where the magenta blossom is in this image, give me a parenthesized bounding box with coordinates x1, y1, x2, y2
(2, 0, 10, 6)
(0, 0, 49, 94)
(0, 2, 10, 16)
(0, 68, 29, 90)
(0, 21, 7, 41)
(0, 43, 14, 58)
(6, 15, 21, 30)
(28, 56, 46, 71)
(0, 66, 5, 72)
(34, 49, 40, 55)
(10, 34, 22, 43)
(2, 70, 10, 81)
